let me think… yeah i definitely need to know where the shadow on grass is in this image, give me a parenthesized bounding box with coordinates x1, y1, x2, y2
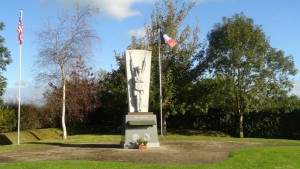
(0, 134, 13, 145)
(28, 142, 122, 149)
(167, 129, 230, 137)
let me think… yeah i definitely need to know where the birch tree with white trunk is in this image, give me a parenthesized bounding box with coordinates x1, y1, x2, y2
(34, 4, 100, 139)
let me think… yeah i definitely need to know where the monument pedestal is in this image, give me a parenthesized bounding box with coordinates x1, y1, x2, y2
(121, 112, 160, 148)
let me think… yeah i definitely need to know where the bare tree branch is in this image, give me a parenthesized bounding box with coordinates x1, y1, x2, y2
(34, 4, 100, 139)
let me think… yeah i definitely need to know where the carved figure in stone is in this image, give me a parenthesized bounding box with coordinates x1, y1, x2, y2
(130, 54, 146, 112)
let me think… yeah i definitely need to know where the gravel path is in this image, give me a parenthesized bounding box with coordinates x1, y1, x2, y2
(0, 140, 279, 165)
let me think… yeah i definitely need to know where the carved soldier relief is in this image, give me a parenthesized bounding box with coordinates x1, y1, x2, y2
(126, 50, 152, 112)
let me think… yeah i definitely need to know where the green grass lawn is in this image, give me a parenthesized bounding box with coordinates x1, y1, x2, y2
(0, 130, 299, 169)
(0, 128, 62, 145)
(201, 146, 300, 169)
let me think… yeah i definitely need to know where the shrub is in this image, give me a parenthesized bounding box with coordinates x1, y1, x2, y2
(0, 108, 16, 133)
(280, 110, 300, 140)
(244, 111, 281, 138)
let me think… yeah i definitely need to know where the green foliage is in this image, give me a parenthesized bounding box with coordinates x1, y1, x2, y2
(136, 138, 148, 145)
(203, 13, 297, 137)
(0, 22, 12, 105)
(245, 109, 300, 139)
(148, 0, 201, 118)
(21, 105, 42, 130)
(4, 103, 60, 132)
(7, 103, 42, 130)
(98, 56, 128, 126)
(37, 104, 60, 128)
(187, 78, 220, 115)
(0, 108, 16, 133)
(280, 109, 300, 139)
(100, 0, 203, 134)
(0, 101, 62, 134)
(96, 8, 299, 139)
(244, 111, 281, 138)
(167, 106, 300, 139)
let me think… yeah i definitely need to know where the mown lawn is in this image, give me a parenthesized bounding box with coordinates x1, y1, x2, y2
(0, 129, 299, 169)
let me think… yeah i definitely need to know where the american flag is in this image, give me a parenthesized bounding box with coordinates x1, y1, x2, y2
(17, 9, 23, 45)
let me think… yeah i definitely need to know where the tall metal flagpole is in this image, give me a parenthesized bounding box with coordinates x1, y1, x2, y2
(158, 28, 163, 136)
(17, 43, 22, 145)
(17, 9, 23, 146)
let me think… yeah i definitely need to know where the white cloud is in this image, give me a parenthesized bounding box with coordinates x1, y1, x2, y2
(41, 0, 155, 20)
(127, 27, 146, 38)
(93, 0, 143, 20)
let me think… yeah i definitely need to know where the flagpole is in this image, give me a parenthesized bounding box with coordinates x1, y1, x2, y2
(17, 9, 23, 146)
(158, 28, 163, 136)
(17, 43, 22, 145)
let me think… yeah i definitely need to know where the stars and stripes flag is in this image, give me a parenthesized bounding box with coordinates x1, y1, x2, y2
(17, 9, 23, 45)
(160, 31, 177, 48)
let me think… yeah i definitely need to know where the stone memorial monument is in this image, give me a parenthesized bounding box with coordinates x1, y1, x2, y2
(121, 50, 160, 148)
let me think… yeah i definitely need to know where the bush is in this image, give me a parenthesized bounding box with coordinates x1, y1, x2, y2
(280, 110, 300, 140)
(20, 104, 43, 130)
(36, 105, 60, 129)
(3, 103, 60, 131)
(0, 107, 16, 133)
(244, 111, 281, 138)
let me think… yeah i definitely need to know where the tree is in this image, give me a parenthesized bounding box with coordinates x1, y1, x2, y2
(44, 58, 100, 129)
(98, 54, 128, 127)
(151, 0, 202, 134)
(0, 22, 12, 105)
(34, 5, 99, 139)
(125, 0, 202, 134)
(65, 59, 100, 128)
(204, 13, 297, 138)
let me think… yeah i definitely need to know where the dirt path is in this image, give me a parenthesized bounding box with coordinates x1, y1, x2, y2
(0, 140, 280, 165)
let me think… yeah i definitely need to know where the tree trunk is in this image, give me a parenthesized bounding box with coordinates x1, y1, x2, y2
(239, 111, 244, 138)
(61, 64, 67, 139)
(62, 80, 67, 139)
(163, 114, 167, 135)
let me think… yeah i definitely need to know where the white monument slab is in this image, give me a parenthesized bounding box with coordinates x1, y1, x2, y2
(121, 50, 159, 148)
(125, 50, 152, 112)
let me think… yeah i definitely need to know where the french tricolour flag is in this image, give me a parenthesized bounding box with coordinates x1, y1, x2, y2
(160, 32, 177, 48)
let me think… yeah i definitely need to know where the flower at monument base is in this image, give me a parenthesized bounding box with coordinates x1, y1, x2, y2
(136, 138, 148, 149)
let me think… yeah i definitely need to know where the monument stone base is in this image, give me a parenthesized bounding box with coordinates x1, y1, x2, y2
(120, 112, 160, 148)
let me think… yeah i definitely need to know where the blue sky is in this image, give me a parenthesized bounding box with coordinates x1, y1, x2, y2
(1, 0, 300, 103)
